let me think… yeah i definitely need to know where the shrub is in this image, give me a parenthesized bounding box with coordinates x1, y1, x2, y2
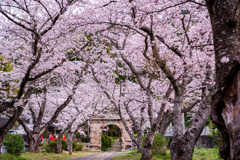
(42, 142, 48, 149)
(101, 135, 113, 151)
(3, 133, 24, 156)
(46, 139, 67, 152)
(141, 133, 169, 155)
(61, 139, 67, 150)
(74, 142, 83, 151)
(47, 140, 57, 152)
(73, 142, 76, 151)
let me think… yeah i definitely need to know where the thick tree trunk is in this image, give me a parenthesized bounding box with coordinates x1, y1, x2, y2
(28, 134, 41, 152)
(140, 131, 155, 160)
(56, 134, 63, 153)
(170, 95, 184, 160)
(67, 131, 73, 155)
(18, 117, 42, 152)
(169, 89, 215, 160)
(206, 0, 240, 159)
(212, 71, 240, 160)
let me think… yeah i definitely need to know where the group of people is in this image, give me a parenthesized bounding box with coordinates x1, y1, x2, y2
(40, 134, 66, 141)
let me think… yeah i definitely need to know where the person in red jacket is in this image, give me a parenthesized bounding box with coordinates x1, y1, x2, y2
(49, 134, 54, 141)
(63, 135, 66, 141)
(40, 136, 43, 141)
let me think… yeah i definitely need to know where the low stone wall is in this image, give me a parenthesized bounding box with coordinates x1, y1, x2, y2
(84, 143, 90, 150)
(196, 135, 215, 148)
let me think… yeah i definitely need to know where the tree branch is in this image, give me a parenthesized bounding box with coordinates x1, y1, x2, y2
(28, 40, 91, 81)
(18, 118, 31, 135)
(182, 100, 200, 113)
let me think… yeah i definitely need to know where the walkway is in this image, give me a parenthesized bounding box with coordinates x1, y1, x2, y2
(70, 138, 126, 160)
(108, 138, 121, 152)
(71, 152, 126, 160)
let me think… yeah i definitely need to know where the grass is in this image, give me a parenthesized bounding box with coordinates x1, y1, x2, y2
(0, 151, 100, 160)
(111, 148, 223, 160)
(0, 147, 222, 160)
(193, 147, 223, 160)
(0, 153, 27, 160)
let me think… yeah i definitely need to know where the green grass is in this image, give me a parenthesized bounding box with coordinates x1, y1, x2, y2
(0, 153, 26, 160)
(0, 151, 100, 160)
(1, 147, 222, 160)
(193, 147, 222, 160)
(111, 148, 223, 160)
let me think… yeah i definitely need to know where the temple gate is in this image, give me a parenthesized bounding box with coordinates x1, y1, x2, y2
(89, 115, 133, 151)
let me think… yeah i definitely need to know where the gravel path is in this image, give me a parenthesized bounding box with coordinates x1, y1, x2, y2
(103, 153, 126, 160)
(73, 152, 126, 160)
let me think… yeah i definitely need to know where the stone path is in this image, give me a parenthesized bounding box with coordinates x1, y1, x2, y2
(71, 139, 125, 160)
(108, 138, 121, 152)
(72, 152, 126, 160)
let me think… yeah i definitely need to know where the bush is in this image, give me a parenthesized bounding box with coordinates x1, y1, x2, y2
(3, 133, 24, 156)
(141, 133, 169, 155)
(46, 139, 67, 152)
(101, 135, 113, 151)
(47, 140, 57, 152)
(42, 142, 48, 152)
(74, 142, 83, 151)
(61, 139, 67, 150)
(73, 142, 76, 151)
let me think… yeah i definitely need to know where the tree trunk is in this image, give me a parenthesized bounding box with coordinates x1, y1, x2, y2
(159, 111, 172, 135)
(0, 107, 24, 148)
(67, 131, 73, 155)
(56, 134, 63, 153)
(169, 94, 185, 159)
(28, 134, 41, 152)
(169, 90, 214, 159)
(206, 0, 240, 159)
(140, 131, 155, 160)
(212, 71, 240, 160)
(136, 128, 143, 153)
(141, 87, 171, 160)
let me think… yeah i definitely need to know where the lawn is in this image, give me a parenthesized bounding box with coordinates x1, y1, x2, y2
(111, 148, 223, 160)
(0, 151, 100, 160)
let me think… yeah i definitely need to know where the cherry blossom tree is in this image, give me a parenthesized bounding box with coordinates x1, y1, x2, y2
(86, 1, 215, 159)
(53, 91, 109, 154)
(0, 0, 92, 148)
(91, 66, 149, 152)
(1, 0, 239, 159)
(205, 1, 240, 159)
(16, 62, 88, 152)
